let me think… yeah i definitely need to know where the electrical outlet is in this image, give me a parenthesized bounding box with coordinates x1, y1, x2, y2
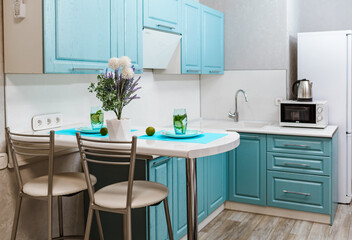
(275, 97, 284, 106)
(14, 1, 26, 19)
(32, 113, 63, 131)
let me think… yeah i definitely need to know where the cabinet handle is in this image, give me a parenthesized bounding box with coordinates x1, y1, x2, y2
(210, 70, 221, 73)
(157, 24, 175, 30)
(283, 190, 311, 196)
(283, 162, 310, 167)
(283, 144, 310, 148)
(72, 68, 104, 71)
(152, 157, 171, 167)
(241, 136, 259, 139)
(187, 70, 200, 73)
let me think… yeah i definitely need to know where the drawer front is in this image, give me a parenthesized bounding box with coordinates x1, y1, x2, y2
(267, 135, 331, 156)
(267, 152, 330, 176)
(267, 171, 330, 214)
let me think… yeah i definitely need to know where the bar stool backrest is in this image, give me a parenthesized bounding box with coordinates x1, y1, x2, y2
(5, 127, 55, 197)
(75, 132, 137, 210)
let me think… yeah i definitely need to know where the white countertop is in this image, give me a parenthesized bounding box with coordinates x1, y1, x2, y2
(187, 119, 338, 138)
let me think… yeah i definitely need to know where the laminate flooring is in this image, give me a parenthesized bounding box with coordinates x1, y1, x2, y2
(199, 204, 352, 240)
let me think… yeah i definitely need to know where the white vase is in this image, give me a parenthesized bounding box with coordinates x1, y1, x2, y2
(106, 118, 131, 141)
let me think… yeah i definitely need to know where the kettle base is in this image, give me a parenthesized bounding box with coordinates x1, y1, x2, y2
(297, 98, 313, 102)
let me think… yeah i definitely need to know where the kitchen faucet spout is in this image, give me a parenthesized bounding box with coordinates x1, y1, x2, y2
(228, 89, 248, 122)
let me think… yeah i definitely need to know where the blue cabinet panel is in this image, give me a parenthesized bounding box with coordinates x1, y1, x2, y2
(207, 153, 227, 213)
(124, 0, 143, 73)
(44, 0, 123, 73)
(267, 135, 331, 156)
(144, 0, 182, 34)
(201, 5, 224, 74)
(149, 157, 173, 240)
(267, 171, 330, 214)
(267, 152, 330, 176)
(181, 0, 202, 74)
(228, 134, 266, 206)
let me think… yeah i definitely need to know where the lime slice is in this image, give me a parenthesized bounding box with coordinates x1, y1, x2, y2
(174, 121, 182, 128)
(91, 114, 99, 123)
(98, 114, 104, 122)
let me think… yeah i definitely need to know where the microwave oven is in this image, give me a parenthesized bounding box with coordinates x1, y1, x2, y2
(279, 100, 328, 128)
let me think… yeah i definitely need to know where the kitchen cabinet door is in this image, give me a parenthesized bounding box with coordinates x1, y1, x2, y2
(144, 0, 182, 34)
(201, 5, 224, 74)
(44, 0, 123, 73)
(228, 133, 267, 206)
(172, 157, 208, 240)
(181, 0, 202, 74)
(149, 157, 174, 240)
(207, 153, 227, 213)
(124, 0, 143, 73)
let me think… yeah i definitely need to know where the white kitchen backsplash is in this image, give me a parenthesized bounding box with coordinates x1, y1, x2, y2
(5, 71, 200, 132)
(200, 70, 287, 122)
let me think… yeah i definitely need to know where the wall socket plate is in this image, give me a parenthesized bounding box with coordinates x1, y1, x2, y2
(32, 113, 63, 131)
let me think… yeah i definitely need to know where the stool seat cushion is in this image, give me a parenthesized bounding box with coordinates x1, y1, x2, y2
(94, 180, 169, 209)
(23, 172, 96, 197)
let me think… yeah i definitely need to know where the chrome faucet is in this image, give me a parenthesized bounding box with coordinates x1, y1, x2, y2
(228, 89, 248, 122)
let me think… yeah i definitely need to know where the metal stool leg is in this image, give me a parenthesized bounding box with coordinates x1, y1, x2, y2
(123, 211, 132, 240)
(94, 210, 104, 240)
(84, 207, 94, 240)
(58, 196, 64, 237)
(11, 195, 22, 240)
(48, 196, 53, 240)
(163, 198, 174, 240)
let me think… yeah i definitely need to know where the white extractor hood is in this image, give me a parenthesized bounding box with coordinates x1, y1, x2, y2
(143, 28, 182, 71)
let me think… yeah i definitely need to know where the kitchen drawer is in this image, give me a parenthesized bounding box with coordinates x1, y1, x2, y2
(267, 171, 330, 214)
(267, 135, 331, 156)
(267, 152, 330, 176)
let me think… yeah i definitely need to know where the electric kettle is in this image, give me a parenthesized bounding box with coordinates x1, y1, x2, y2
(292, 79, 313, 101)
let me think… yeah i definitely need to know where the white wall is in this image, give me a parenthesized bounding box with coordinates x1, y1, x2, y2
(5, 71, 200, 132)
(200, 70, 286, 122)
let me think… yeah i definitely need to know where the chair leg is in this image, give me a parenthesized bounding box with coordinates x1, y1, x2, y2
(58, 196, 64, 237)
(84, 207, 94, 240)
(11, 195, 22, 240)
(163, 198, 174, 240)
(123, 211, 132, 240)
(48, 196, 53, 240)
(94, 210, 104, 240)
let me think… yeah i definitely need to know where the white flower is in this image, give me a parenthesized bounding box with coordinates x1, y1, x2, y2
(121, 67, 134, 79)
(119, 56, 132, 68)
(108, 57, 121, 70)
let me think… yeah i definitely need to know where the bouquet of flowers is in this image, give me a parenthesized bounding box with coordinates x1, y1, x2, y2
(88, 56, 141, 120)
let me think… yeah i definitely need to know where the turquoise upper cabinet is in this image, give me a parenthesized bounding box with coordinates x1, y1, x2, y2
(148, 157, 173, 240)
(181, 0, 202, 74)
(207, 153, 227, 213)
(201, 5, 224, 74)
(228, 134, 267, 206)
(124, 0, 143, 73)
(44, 0, 123, 73)
(144, 0, 182, 34)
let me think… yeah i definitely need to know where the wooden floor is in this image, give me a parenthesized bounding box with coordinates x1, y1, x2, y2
(199, 204, 352, 240)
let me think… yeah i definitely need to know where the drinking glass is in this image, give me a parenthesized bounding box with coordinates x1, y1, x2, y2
(173, 108, 187, 134)
(90, 106, 104, 130)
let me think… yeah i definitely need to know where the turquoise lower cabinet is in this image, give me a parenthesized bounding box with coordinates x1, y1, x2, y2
(207, 153, 227, 212)
(228, 133, 267, 206)
(201, 5, 224, 74)
(267, 171, 330, 214)
(149, 157, 174, 240)
(44, 0, 123, 73)
(143, 0, 182, 34)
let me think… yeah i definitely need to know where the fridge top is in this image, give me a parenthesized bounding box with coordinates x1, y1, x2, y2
(298, 30, 352, 37)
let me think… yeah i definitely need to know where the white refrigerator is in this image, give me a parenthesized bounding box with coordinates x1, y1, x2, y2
(298, 30, 352, 203)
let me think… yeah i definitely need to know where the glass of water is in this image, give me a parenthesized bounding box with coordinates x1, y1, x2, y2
(173, 108, 187, 134)
(90, 106, 104, 130)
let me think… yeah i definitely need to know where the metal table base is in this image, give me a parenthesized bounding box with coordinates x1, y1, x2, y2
(186, 158, 198, 240)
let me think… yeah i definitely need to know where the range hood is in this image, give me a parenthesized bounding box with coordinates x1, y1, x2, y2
(143, 28, 182, 71)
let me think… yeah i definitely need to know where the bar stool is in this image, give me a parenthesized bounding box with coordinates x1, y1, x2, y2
(6, 128, 103, 240)
(76, 133, 173, 240)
